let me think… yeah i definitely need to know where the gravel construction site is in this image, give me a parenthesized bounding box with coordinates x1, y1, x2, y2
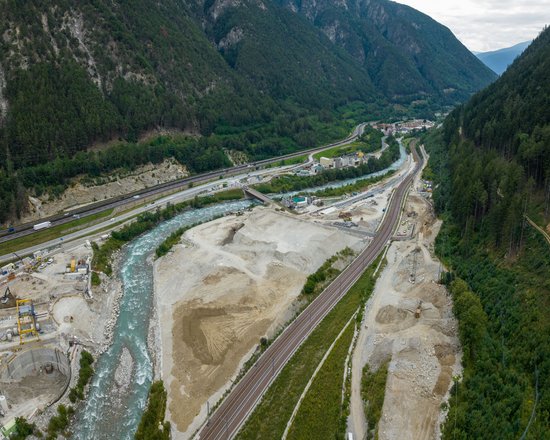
(0, 241, 119, 423)
(349, 175, 461, 440)
(154, 207, 369, 437)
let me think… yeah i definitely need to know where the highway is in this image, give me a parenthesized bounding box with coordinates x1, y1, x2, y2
(0, 124, 366, 244)
(197, 142, 422, 440)
(0, 162, 301, 263)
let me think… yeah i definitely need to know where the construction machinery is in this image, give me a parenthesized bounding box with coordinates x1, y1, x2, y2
(1, 287, 11, 305)
(16, 299, 40, 344)
(404, 300, 432, 319)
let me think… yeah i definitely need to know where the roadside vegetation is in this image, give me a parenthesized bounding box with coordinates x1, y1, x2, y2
(263, 154, 308, 169)
(155, 216, 223, 258)
(12, 418, 42, 439)
(309, 171, 393, 199)
(155, 224, 195, 258)
(361, 362, 389, 440)
(301, 248, 354, 296)
(90, 272, 101, 286)
(254, 139, 400, 195)
(286, 323, 355, 440)
(1, 209, 113, 256)
(92, 189, 243, 275)
(45, 405, 73, 440)
(69, 350, 95, 403)
(313, 126, 384, 160)
(134, 381, 171, 440)
(236, 255, 382, 440)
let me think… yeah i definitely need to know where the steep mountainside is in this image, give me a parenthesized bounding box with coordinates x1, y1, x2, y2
(425, 29, 550, 439)
(476, 41, 531, 75)
(0, 0, 495, 170)
(190, 0, 379, 108)
(276, 0, 496, 104)
(0, 0, 277, 168)
(448, 29, 550, 187)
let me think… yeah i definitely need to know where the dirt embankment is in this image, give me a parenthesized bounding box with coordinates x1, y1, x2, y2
(349, 190, 461, 440)
(154, 207, 364, 437)
(19, 159, 187, 224)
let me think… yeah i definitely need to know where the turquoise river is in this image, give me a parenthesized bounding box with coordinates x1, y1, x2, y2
(73, 142, 406, 439)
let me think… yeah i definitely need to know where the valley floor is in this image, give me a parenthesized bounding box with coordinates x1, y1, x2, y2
(154, 207, 364, 437)
(348, 170, 461, 439)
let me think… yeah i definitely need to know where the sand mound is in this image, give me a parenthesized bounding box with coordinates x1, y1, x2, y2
(376, 305, 408, 324)
(155, 207, 362, 435)
(349, 172, 461, 440)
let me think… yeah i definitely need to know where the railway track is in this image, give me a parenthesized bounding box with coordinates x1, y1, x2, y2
(197, 143, 422, 440)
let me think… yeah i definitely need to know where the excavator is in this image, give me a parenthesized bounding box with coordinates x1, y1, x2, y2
(1, 287, 11, 304)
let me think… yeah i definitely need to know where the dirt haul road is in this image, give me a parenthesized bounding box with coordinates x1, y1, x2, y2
(197, 144, 423, 440)
(348, 150, 461, 440)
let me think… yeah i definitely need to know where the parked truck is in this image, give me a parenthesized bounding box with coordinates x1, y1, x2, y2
(33, 221, 52, 231)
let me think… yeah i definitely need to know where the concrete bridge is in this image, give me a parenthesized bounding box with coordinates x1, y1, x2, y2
(242, 186, 274, 204)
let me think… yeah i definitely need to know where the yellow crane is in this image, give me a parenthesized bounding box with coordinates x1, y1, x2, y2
(16, 299, 39, 344)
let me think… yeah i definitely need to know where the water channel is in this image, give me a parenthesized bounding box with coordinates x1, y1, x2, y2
(73, 142, 407, 439)
(73, 201, 255, 439)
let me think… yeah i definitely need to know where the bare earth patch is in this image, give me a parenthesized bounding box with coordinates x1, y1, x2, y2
(19, 159, 187, 224)
(154, 207, 364, 437)
(349, 186, 461, 440)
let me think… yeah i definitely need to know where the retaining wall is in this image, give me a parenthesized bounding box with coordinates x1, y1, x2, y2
(1, 347, 70, 381)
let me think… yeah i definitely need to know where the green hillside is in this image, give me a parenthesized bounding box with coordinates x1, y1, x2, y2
(424, 28, 550, 439)
(277, 0, 496, 106)
(0, 0, 498, 223)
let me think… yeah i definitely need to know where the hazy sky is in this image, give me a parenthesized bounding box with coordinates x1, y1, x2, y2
(395, 0, 550, 52)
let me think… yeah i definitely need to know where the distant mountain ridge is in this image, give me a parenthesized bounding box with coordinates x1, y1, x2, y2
(475, 40, 531, 75)
(0, 0, 496, 171)
(276, 0, 496, 103)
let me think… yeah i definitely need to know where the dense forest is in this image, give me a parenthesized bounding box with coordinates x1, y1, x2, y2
(424, 28, 550, 439)
(276, 0, 496, 105)
(0, 0, 496, 224)
(0, 103, 362, 224)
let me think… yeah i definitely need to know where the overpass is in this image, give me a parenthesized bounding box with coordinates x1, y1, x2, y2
(242, 187, 274, 204)
(1, 123, 367, 246)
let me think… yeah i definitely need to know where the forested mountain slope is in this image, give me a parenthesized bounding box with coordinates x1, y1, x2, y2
(444, 26, 550, 231)
(0, 0, 495, 170)
(0, 0, 497, 223)
(277, 0, 496, 104)
(425, 28, 550, 439)
(0, 0, 277, 168)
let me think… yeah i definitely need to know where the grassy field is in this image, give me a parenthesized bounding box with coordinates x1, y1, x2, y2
(313, 143, 362, 161)
(1, 209, 113, 256)
(263, 154, 308, 169)
(361, 362, 389, 440)
(312, 128, 383, 161)
(286, 322, 355, 440)
(236, 258, 380, 440)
